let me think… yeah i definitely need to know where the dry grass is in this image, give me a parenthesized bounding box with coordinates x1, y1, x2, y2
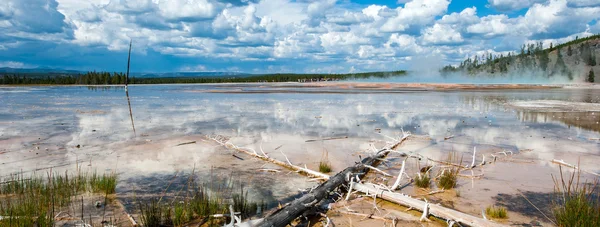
(485, 205, 508, 219)
(552, 166, 599, 227)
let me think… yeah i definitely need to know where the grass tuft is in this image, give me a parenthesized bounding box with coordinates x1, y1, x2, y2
(0, 169, 118, 226)
(138, 183, 266, 227)
(485, 205, 508, 219)
(319, 162, 332, 173)
(437, 169, 459, 190)
(414, 173, 430, 188)
(552, 166, 599, 227)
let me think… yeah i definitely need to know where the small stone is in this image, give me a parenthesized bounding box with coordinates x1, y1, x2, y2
(76, 144, 81, 148)
(95, 201, 102, 208)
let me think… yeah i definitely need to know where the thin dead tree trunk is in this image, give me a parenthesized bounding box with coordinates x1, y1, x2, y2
(125, 39, 136, 137)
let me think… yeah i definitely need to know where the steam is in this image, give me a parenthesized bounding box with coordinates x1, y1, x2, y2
(354, 54, 591, 84)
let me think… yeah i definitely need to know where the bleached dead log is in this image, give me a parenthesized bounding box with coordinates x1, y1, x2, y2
(255, 133, 410, 227)
(352, 183, 507, 227)
(207, 135, 330, 179)
(551, 159, 600, 177)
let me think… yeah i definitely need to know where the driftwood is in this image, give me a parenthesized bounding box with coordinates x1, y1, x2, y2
(305, 136, 349, 142)
(352, 183, 507, 227)
(175, 141, 196, 146)
(255, 134, 410, 227)
(207, 135, 330, 180)
(551, 159, 600, 177)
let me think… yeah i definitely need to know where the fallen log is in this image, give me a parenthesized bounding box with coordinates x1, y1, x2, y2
(352, 183, 507, 227)
(207, 135, 330, 179)
(551, 159, 600, 177)
(255, 134, 410, 227)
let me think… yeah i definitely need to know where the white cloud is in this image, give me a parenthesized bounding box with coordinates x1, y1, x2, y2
(157, 0, 218, 21)
(422, 24, 464, 45)
(487, 0, 548, 12)
(1, 0, 599, 73)
(0, 61, 26, 68)
(439, 7, 479, 25)
(466, 14, 512, 38)
(381, 0, 450, 33)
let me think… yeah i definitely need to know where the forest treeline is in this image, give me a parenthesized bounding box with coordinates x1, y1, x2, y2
(441, 34, 599, 82)
(0, 70, 407, 85)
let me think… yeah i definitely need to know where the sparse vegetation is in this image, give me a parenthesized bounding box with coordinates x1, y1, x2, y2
(0, 169, 118, 226)
(318, 162, 332, 173)
(485, 205, 508, 219)
(441, 33, 600, 80)
(319, 149, 332, 173)
(137, 180, 266, 227)
(552, 167, 600, 227)
(437, 169, 459, 190)
(415, 173, 430, 188)
(436, 153, 460, 190)
(0, 70, 408, 85)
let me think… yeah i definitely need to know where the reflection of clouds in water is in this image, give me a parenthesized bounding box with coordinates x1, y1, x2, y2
(3, 85, 600, 177)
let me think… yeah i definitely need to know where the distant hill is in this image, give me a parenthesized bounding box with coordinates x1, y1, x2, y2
(134, 72, 251, 78)
(0, 67, 251, 78)
(442, 34, 599, 83)
(0, 67, 82, 74)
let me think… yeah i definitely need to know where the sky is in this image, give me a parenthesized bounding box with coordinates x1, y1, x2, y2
(0, 0, 599, 73)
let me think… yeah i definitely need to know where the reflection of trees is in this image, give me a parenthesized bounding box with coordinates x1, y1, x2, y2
(86, 86, 125, 91)
(517, 111, 600, 133)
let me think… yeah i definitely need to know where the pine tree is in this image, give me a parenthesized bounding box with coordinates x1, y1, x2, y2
(588, 69, 595, 83)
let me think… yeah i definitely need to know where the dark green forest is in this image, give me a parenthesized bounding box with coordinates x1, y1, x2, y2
(0, 71, 406, 85)
(441, 34, 599, 82)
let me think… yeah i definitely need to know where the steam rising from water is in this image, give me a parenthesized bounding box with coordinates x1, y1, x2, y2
(353, 54, 588, 84)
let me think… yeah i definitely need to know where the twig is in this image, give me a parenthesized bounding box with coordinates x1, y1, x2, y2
(390, 159, 406, 190)
(175, 141, 196, 146)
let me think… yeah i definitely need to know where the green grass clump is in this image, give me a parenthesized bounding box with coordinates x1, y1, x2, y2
(485, 205, 508, 219)
(319, 162, 332, 173)
(415, 173, 430, 188)
(138, 183, 266, 227)
(0, 169, 118, 226)
(437, 168, 459, 190)
(90, 172, 118, 194)
(552, 167, 599, 227)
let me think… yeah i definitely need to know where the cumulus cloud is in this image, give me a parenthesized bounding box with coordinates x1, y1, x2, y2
(487, 0, 548, 12)
(422, 24, 465, 45)
(0, 0, 599, 73)
(381, 0, 450, 33)
(566, 0, 600, 8)
(1, 0, 71, 34)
